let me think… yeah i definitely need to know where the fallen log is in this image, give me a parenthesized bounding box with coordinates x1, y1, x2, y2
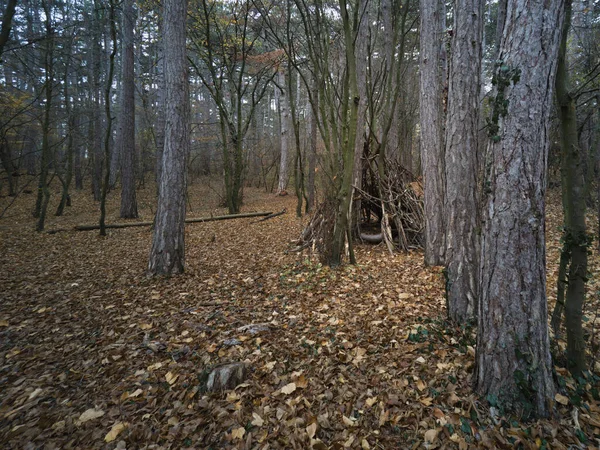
(253, 208, 286, 223)
(47, 211, 273, 234)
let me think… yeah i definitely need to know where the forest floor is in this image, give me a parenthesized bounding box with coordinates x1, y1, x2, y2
(1, 177, 600, 449)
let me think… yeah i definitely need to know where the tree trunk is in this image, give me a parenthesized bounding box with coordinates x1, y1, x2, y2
(119, 0, 138, 219)
(476, 0, 564, 417)
(155, 12, 166, 192)
(34, 0, 54, 232)
(99, 0, 118, 236)
(148, 0, 189, 275)
(444, 0, 483, 322)
(329, 0, 359, 267)
(276, 68, 289, 195)
(555, 0, 587, 377)
(90, 2, 103, 202)
(306, 74, 318, 213)
(419, 0, 446, 266)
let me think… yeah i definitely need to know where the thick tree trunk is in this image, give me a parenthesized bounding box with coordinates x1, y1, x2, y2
(555, 0, 587, 377)
(419, 0, 446, 266)
(444, 0, 483, 322)
(148, 0, 189, 275)
(119, 0, 138, 219)
(476, 0, 564, 417)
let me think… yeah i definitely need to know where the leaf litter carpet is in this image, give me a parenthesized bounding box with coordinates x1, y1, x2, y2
(1, 181, 600, 449)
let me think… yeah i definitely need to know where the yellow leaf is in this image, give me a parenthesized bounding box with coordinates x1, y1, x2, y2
(555, 393, 569, 405)
(361, 438, 371, 449)
(105, 422, 127, 442)
(231, 426, 245, 440)
(140, 323, 153, 330)
(165, 372, 178, 385)
(365, 396, 377, 407)
(0, 320, 8, 327)
(296, 374, 308, 389)
(280, 382, 297, 395)
(416, 379, 427, 391)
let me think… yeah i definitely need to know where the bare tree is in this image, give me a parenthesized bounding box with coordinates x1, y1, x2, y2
(148, 0, 189, 275)
(476, 0, 565, 417)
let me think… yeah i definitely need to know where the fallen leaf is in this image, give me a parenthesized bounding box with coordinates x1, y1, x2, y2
(343, 415, 358, 427)
(306, 422, 317, 439)
(555, 393, 569, 405)
(139, 323, 153, 330)
(231, 426, 245, 440)
(251, 412, 264, 427)
(165, 372, 178, 385)
(280, 382, 297, 395)
(76, 408, 105, 426)
(424, 428, 439, 443)
(105, 422, 127, 442)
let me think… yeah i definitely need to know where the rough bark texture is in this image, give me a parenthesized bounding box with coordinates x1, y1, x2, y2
(119, 0, 138, 219)
(476, 0, 564, 417)
(444, 0, 483, 322)
(555, 0, 587, 376)
(419, 0, 446, 266)
(148, 0, 189, 275)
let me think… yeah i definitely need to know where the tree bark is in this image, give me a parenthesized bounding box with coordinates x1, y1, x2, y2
(0, 0, 17, 59)
(555, 0, 587, 377)
(276, 68, 290, 195)
(119, 0, 138, 219)
(148, 0, 189, 275)
(476, 0, 564, 417)
(419, 0, 446, 266)
(306, 74, 318, 213)
(444, 0, 483, 322)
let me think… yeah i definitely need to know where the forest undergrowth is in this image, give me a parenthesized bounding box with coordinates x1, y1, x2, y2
(1, 177, 600, 449)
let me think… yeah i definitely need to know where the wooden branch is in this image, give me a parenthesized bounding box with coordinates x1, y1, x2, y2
(47, 211, 274, 234)
(253, 208, 287, 223)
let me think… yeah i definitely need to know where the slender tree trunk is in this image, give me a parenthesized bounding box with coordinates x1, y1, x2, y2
(74, 114, 83, 190)
(56, 59, 74, 216)
(276, 68, 289, 195)
(555, 0, 587, 377)
(419, 0, 446, 266)
(91, 2, 103, 202)
(444, 0, 483, 322)
(306, 74, 318, 213)
(99, 0, 118, 236)
(35, 0, 54, 232)
(148, 0, 189, 275)
(476, 0, 564, 417)
(119, 0, 138, 218)
(155, 17, 166, 192)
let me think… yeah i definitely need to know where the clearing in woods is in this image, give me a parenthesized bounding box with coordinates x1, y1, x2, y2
(0, 179, 598, 448)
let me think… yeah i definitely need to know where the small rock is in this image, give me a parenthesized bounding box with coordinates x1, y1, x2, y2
(206, 362, 248, 391)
